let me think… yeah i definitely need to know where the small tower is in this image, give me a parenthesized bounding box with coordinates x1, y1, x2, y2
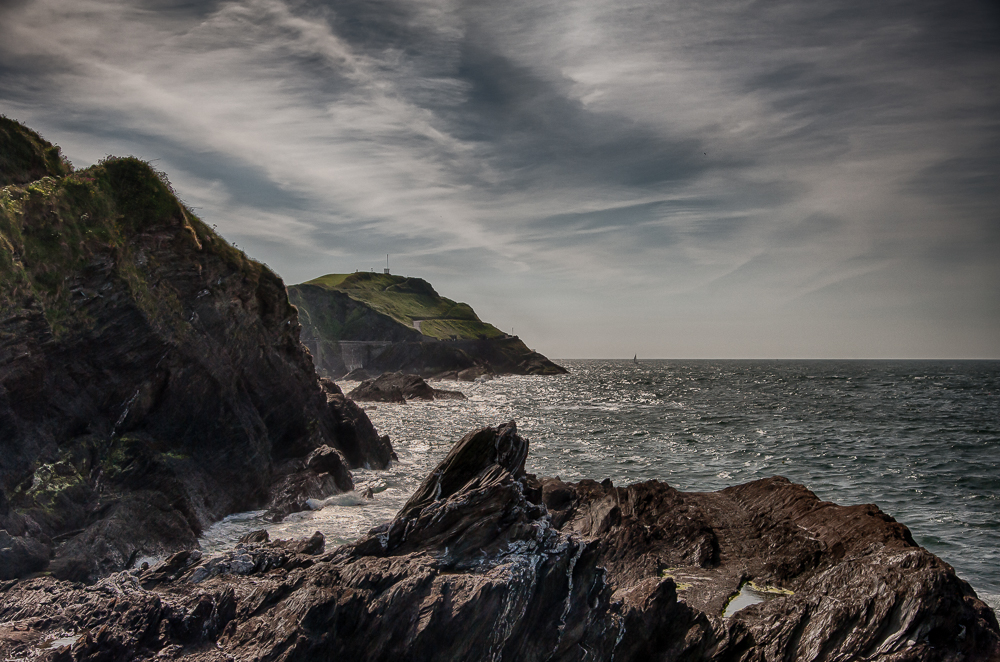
(384, 254, 390, 275)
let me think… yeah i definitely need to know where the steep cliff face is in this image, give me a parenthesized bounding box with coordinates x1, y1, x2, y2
(1, 422, 996, 661)
(288, 272, 566, 378)
(289, 284, 423, 377)
(0, 118, 392, 582)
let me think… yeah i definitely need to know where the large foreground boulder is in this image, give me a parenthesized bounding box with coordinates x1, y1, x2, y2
(0, 422, 996, 661)
(0, 118, 392, 582)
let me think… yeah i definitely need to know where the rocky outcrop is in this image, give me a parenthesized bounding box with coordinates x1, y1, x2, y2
(0, 119, 393, 582)
(263, 445, 355, 522)
(363, 336, 566, 379)
(347, 372, 466, 403)
(288, 273, 567, 379)
(290, 284, 421, 377)
(1, 421, 996, 661)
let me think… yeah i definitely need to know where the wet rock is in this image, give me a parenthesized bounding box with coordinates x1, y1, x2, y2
(237, 529, 269, 544)
(0, 422, 997, 661)
(263, 446, 355, 522)
(347, 372, 466, 403)
(342, 368, 375, 381)
(457, 365, 492, 381)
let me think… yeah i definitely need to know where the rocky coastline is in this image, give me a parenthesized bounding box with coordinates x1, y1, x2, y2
(1, 421, 998, 661)
(3, 119, 999, 661)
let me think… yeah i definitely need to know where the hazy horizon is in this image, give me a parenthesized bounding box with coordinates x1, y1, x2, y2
(2, 0, 998, 359)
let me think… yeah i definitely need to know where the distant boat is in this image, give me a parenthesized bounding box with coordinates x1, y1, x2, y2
(633, 354, 639, 364)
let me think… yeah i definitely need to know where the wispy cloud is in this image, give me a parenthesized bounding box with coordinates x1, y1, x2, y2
(2, 0, 998, 356)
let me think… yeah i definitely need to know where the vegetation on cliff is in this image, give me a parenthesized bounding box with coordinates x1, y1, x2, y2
(290, 272, 566, 378)
(300, 272, 505, 341)
(0, 117, 391, 582)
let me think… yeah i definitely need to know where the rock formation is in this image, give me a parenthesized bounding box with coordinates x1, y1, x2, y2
(2, 421, 996, 661)
(289, 273, 566, 378)
(0, 118, 392, 582)
(347, 372, 466, 403)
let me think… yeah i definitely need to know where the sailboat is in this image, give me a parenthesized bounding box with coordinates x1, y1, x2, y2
(633, 354, 639, 364)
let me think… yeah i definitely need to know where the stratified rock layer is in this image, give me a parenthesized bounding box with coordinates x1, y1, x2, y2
(1, 422, 996, 661)
(0, 119, 392, 582)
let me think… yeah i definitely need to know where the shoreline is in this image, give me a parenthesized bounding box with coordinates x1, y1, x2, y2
(197, 363, 1000, 613)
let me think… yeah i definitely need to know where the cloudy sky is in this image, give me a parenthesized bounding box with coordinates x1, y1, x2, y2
(2, 0, 998, 358)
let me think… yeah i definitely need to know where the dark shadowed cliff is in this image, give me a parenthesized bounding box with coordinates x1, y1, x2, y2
(0, 118, 392, 582)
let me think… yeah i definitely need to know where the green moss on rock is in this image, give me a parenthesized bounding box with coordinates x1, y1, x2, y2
(0, 116, 73, 187)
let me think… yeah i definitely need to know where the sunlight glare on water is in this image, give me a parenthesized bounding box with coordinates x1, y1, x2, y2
(199, 360, 1000, 612)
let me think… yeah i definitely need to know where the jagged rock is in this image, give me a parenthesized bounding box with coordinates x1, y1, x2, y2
(342, 368, 375, 381)
(237, 529, 269, 544)
(347, 372, 466, 403)
(0, 119, 393, 581)
(0, 421, 996, 661)
(264, 446, 354, 522)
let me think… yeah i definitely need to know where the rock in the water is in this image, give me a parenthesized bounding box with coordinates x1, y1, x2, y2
(342, 367, 375, 381)
(237, 529, 269, 544)
(1, 421, 997, 661)
(457, 365, 492, 381)
(0, 118, 393, 582)
(264, 445, 354, 521)
(347, 372, 466, 403)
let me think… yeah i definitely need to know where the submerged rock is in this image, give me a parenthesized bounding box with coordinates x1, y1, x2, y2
(347, 371, 466, 403)
(1, 421, 996, 661)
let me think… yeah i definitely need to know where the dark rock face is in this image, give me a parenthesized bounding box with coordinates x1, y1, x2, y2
(2, 422, 997, 661)
(289, 284, 422, 377)
(263, 445, 355, 522)
(0, 121, 392, 582)
(363, 336, 566, 379)
(347, 371, 466, 403)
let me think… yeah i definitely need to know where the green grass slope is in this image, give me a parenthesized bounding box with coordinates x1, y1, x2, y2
(300, 272, 505, 341)
(0, 116, 73, 187)
(0, 151, 262, 339)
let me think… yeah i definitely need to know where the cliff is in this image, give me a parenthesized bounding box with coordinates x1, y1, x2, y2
(2, 422, 997, 661)
(0, 118, 392, 582)
(288, 272, 566, 378)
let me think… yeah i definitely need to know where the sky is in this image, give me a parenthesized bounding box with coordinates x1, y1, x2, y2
(1, 0, 998, 359)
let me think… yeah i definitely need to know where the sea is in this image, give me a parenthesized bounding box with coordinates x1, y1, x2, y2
(201, 359, 1000, 613)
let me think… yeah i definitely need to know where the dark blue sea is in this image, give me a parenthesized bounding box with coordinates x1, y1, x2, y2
(202, 359, 1000, 613)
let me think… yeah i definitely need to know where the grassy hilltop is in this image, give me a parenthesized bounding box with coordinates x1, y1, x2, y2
(301, 272, 506, 341)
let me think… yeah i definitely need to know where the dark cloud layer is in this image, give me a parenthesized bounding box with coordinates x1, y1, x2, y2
(1, 0, 998, 357)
